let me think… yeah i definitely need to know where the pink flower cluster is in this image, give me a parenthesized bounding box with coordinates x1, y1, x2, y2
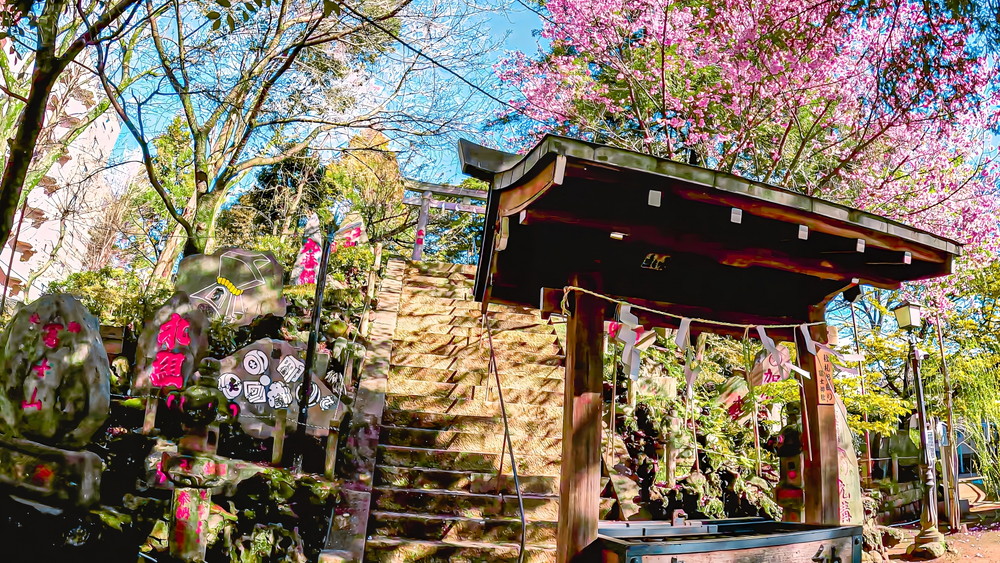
(496, 0, 1000, 287)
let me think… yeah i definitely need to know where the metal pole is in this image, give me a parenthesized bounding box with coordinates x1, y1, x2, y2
(909, 331, 945, 547)
(2, 199, 28, 312)
(936, 316, 963, 532)
(849, 304, 874, 483)
(294, 227, 335, 470)
(412, 191, 431, 261)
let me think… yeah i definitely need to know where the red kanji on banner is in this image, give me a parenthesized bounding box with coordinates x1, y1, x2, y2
(298, 239, 321, 284)
(302, 239, 321, 254)
(728, 395, 745, 419)
(342, 227, 362, 247)
(157, 313, 191, 350)
(150, 350, 185, 388)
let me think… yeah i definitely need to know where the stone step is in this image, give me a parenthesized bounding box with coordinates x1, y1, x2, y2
(405, 262, 478, 276)
(378, 445, 561, 476)
(394, 315, 555, 334)
(370, 511, 557, 545)
(392, 338, 561, 356)
(390, 351, 563, 372)
(385, 395, 563, 418)
(391, 333, 472, 349)
(402, 286, 476, 300)
(395, 324, 477, 338)
(389, 367, 563, 391)
(386, 384, 563, 408)
(395, 307, 544, 326)
(372, 486, 559, 520)
(404, 273, 475, 288)
(375, 466, 560, 496)
(392, 294, 535, 315)
(365, 537, 556, 563)
(380, 427, 562, 455)
(483, 331, 561, 346)
(382, 409, 562, 436)
(391, 363, 564, 380)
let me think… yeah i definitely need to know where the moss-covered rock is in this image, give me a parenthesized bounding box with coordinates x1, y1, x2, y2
(0, 293, 110, 448)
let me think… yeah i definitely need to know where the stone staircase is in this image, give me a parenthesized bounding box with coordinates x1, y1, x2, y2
(363, 261, 566, 563)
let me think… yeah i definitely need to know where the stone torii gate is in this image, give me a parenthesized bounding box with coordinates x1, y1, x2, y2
(458, 135, 960, 562)
(402, 179, 486, 261)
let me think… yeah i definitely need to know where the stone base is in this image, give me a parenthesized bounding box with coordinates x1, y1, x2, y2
(907, 540, 947, 560)
(0, 435, 102, 507)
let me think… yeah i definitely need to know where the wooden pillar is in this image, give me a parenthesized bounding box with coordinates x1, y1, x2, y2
(557, 276, 606, 563)
(795, 305, 840, 525)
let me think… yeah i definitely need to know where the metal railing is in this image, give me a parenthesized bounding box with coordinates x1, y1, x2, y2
(483, 312, 526, 563)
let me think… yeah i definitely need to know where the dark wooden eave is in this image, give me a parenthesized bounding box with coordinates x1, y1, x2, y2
(460, 136, 961, 338)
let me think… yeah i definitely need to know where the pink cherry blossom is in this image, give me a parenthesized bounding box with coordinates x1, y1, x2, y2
(496, 0, 1000, 304)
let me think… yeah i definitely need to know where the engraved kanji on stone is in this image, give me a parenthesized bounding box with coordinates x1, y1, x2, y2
(42, 323, 63, 348)
(150, 351, 186, 388)
(21, 388, 42, 411)
(32, 359, 51, 379)
(157, 313, 192, 350)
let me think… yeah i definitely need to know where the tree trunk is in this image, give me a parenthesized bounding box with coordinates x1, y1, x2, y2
(152, 188, 200, 277)
(279, 171, 311, 243)
(152, 220, 186, 279)
(0, 21, 69, 251)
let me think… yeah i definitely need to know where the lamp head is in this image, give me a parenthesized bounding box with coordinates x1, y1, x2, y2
(892, 301, 923, 331)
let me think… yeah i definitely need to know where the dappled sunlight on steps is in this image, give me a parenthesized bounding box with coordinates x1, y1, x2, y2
(363, 261, 564, 563)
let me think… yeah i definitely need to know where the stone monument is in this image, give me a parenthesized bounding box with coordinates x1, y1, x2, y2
(175, 248, 287, 326)
(0, 294, 110, 506)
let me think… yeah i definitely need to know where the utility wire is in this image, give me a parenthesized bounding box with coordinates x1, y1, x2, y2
(335, 1, 564, 123)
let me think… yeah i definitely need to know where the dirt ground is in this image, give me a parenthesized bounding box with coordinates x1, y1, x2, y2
(887, 523, 1000, 560)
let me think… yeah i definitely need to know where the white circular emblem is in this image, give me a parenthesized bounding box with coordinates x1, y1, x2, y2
(243, 349, 269, 375)
(218, 373, 243, 400)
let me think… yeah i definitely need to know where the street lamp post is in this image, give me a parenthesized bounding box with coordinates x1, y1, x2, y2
(893, 302, 946, 556)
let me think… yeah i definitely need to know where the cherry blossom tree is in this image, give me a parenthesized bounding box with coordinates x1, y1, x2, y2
(496, 0, 1000, 273)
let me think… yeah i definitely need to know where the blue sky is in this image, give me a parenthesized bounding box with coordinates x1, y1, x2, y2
(489, 6, 546, 55)
(400, 6, 547, 183)
(110, 5, 547, 187)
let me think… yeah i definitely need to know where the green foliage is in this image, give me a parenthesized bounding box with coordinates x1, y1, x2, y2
(947, 353, 1000, 497)
(46, 267, 173, 328)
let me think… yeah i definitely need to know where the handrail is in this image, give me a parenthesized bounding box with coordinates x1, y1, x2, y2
(483, 312, 527, 563)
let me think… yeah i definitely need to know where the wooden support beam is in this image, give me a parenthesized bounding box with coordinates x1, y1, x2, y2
(557, 274, 606, 563)
(519, 209, 907, 288)
(670, 187, 947, 264)
(796, 306, 841, 525)
(539, 287, 800, 340)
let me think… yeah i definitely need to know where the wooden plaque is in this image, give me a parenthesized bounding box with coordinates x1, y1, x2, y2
(815, 348, 836, 405)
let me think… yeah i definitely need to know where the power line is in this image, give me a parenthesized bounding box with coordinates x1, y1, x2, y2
(335, 1, 562, 124)
(511, 0, 555, 26)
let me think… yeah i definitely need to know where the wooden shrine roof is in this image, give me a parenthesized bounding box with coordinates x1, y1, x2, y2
(459, 135, 961, 337)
